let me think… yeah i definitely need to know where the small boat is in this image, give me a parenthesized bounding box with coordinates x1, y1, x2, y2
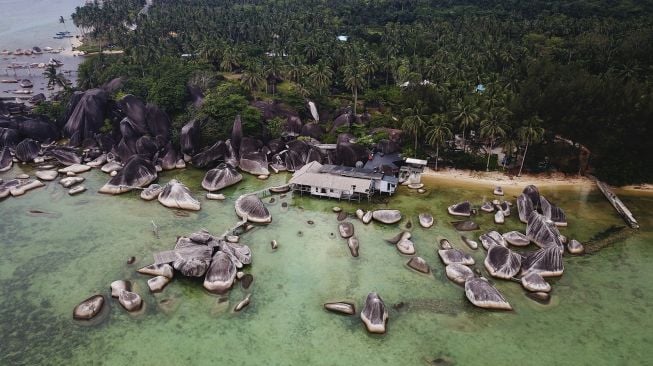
(19, 79, 33, 88)
(29, 63, 40, 68)
(1, 79, 18, 83)
(43, 46, 53, 52)
(13, 89, 33, 94)
(56, 31, 70, 35)
(1, 49, 11, 55)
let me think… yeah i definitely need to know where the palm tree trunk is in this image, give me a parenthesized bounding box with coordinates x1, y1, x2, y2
(486, 140, 493, 172)
(518, 140, 529, 177)
(435, 145, 439, 171)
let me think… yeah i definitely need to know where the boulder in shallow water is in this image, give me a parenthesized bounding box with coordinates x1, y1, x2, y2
(173, 243, 212, 277)
(567, 239, 584, 254)
(58, 164, 91, 174)
(447, 201, 471, 217)
(372, 209, 402, 224)
(361, 293, 388, 334)
(235, 194, 271, 223)
(418, 213, 434, 228)
(517, 193, 534, 224)
(521, 272, 551, 293)
(60, 178, 85, 189)
(100, 161, 122, 174)
(110, 280, 131, 298)
(203, 251, 237, 293)
(118, 290, 143, 312)
(73, 295, 105, 320)
(68, 185, 86, 195)
(521, 246, 564, 277)
(239, 151, 270, 176)
(35, 170, 58, 181)
(461, 235, 478, 250)
(464, 277, 512, 310)
(503, 231, 530, 246)
(386, 231, 411, 245)
(202, 164, 242, 191)
(522, 185, 541, 208)
(451, 220, 479, 231)
(141, 184, 163, 201)
(480, 202, 494, 213)
(324, 301, 356, 315)
(10, 179, 45, 196)
(526, 212, 564, 251)
(540, 195, 567, 227)
(494, 210, 505, 224)
(396, 239, 416, 255)
(137, 263, 173, 278)
(407, 256, 430, 274)
(338, 222, 354, 238)
(445, 264, 474, 285)
(148, 276, 171, 293)
(15, 138, 40, 162)
(98, 156, 156, 194)
(0, 146, 12, 172)
(438, 249, 475, 265)
(362, 211, 373, 224)
(526, 291, 551, 304)
(484, 245, 522, 279)
(234, 293, 251, 312)
(347, 236, 360, 257)
(158, 179, 200, 211)
(479, 231, 506, 250)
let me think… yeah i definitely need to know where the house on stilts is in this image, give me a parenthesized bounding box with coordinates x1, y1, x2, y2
(288, 161, 398, 201)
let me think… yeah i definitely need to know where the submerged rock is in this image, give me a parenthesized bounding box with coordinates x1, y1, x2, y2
(464, 277, 512, 310)
(461, 235, 478, 250)
(440, 239, 453, 250)
(484, 245, 522, 279)
(68, 185, 86, 195)
(526, 291, 551, 304)
(203, 251, 237, 293)
(338, 222, 355, 238)
(347, 236, 360, 257)
(324, 301, 356, 315)
(158, 179, 200, 211)
(35, 170, 58, 181)
(372, 209, 402, 224)
(234, 294, 251, 312)
(407, 256, 430, 274)
(10, 179, 45, 196)
(361, 293, 388, 334)
(445, 264, 474, 285)
(202, 164, 242, 191)
(235, 194, 271, 223)
(451, 220, 479, 231)
(58, 164, 91, 174)
(418, 213, 434, 228)
(60, 176, 84, 188)
(73, 295, 105, 320)
(447, 201, 471, 217)
(521, 272, 551, 293)
(438, 249, 475, 265)
(480, 202, 494, 213)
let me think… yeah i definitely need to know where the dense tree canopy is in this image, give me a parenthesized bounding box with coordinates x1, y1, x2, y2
(71, 0, 653, 184)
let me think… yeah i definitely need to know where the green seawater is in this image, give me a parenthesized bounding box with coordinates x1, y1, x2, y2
(1, 167, 652, 366)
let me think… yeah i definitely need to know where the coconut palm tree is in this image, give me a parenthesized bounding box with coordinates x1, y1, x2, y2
(517, 116, 544, 176)
(426, 114, 453, 171)
(451, 100, 480, 152)
(309, 60, 333, 95)
(343, 60, 366, 118)
(241, 63, 265, 92)
(402, 103, 428, 155)
(480, 111, 508, 171)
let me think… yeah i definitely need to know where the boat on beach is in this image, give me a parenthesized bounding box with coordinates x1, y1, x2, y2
(13, 89, 33, 95)
(1, 79, 18, 83)
(43, 47, 53, 52)
(1, 49, 11, 55)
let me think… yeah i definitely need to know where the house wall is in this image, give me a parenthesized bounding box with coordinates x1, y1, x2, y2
(311, 186, 343, 198)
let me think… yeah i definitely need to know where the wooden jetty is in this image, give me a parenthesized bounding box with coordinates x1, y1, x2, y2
(595, 179, 639, 229)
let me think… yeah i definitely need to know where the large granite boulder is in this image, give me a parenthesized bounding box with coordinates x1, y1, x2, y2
(98, 156, 157, 194)
(360, 293, 388, 334)
(521, 246, 564, 277)
(15, 138, 40, 162)
(484, 245, 522, 279)
(0, 146, 12, 172)
(517, 193, 534, 224)
(203, 251, 237, 293)
(526, 212, 564, 251)
(180, 119, 201, 156)
(202, 164, 242, 191)
(448, 201, 471, 217)
(521, 272, 551, 293)
(503, 231, 530, 246)
(372, 209, 402, 224)
(540, 196, 567, 227)
(479, 231, 506, 250)
(192, 140, 227, 168)
(445, 263, 475, 285)
(235, 194, 271, 223)
(158, 179, 200, 211)
(172, 240, 212, 277)
(438, 249, 475, 265)
(465, 277, 512, 310)
(240, 151, 269, 176)
(63, 89, 108, 146)
(73, 295, 105, 320)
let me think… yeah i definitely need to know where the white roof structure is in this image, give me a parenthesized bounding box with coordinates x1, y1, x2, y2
(405, 158, 427, 166)
(289, 162, 371, 194)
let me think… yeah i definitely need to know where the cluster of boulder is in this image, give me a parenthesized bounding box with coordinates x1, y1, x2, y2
(73, 228, 255, 322)
(324, 292, 388, 334)
(444, 185, 585, 309)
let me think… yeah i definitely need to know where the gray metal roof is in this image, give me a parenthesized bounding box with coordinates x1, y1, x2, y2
(319, 164, 383, 180)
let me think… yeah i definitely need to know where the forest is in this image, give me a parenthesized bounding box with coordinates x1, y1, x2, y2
(56, 0, 653, 184)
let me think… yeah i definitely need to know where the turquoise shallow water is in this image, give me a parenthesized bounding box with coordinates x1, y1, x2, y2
(1, 166, 652, 366)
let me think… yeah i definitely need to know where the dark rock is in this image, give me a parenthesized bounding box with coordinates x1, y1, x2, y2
(445, 263, 474, 285)
(63, 89, 108, 146)
(338, 222, 355, 238)
(158, 179, 200, 211)
(464, 277, 512, 310)
(73, 295, 105, 320)
(98, 156, 157, 194)
(15, 138, 40, 162)
(451, 220, 479, 231)
(407, 256, 430, 273)
(203, 251, 237, 293)
(484, 245, 522, 279)
(448, 201, 471, 217)
(521, 246, 564, 277)
(235, 194, 271, 223)
(361, 293, 388, 334)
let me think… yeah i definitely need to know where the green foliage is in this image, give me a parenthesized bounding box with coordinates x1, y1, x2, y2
(266, 117, 285, 139)
(32, 102, 65, 124)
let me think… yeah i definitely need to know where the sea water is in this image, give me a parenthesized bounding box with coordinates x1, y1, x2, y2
(0, 0, 83, 97)
(1, 165, 651, 366)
